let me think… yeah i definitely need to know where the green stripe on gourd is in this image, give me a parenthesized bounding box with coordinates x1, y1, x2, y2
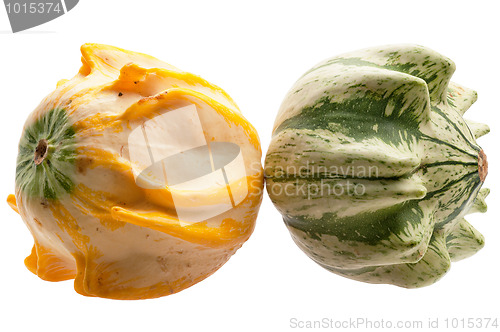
(16, 108, 76, 200)
(265, 44, 489, 288)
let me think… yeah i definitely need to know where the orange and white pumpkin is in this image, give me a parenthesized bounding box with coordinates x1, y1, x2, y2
(7, 44, 263, 300)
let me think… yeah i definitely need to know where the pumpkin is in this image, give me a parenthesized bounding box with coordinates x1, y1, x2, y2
(265, 44, 489, 288)
(7, 44, 263, 299)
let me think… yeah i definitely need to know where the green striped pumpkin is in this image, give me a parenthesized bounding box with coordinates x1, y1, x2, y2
(265, 45, 489, 288)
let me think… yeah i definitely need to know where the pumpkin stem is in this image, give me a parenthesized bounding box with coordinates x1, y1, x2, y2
(34, 139, 48, 165)
(478, 149, 488, 182)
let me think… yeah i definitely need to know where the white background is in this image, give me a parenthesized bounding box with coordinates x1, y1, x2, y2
(0, 1, 498, 331)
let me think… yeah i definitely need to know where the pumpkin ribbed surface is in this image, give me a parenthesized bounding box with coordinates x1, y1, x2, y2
(265, 44, 489, 288)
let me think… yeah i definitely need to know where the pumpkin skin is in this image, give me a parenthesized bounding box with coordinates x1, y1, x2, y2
(265, 45, 489, 288)
(7, 44, 263, 299)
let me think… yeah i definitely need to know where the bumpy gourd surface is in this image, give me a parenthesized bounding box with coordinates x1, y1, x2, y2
(265, 44, 489, 288)
(8, 44, 263, 299)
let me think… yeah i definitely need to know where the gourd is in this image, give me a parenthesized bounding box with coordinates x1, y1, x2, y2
(265, 44, 489, 288)
(7, 44, 263, 299)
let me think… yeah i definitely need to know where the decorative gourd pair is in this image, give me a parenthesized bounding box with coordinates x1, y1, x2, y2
(8, 44, 489, 299)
